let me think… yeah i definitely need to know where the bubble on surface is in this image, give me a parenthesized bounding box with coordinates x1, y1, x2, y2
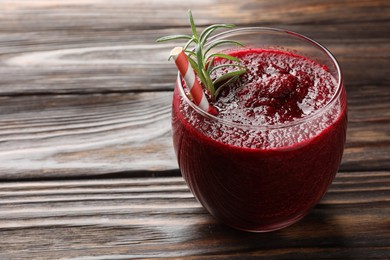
(180, 49, 341, 149)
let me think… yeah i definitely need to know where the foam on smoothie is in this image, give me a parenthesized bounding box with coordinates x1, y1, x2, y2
(178, 48, 342, 149)
(211, 49, 337, 125)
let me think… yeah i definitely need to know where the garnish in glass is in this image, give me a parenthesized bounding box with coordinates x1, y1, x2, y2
(157, 10, 246, 101)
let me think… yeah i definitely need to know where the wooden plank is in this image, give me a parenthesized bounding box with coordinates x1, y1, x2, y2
(0, 0, 388, 258)
(0, 0, 388, 95)
(0, 83, 389, 179)
(0, 172, 389, 259)
(0, 0, 388, 30)
(0, 40, 387, 94)
(0, 92, 177, 178)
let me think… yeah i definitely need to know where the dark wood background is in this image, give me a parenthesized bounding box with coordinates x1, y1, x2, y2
(1, 0, 389, 259)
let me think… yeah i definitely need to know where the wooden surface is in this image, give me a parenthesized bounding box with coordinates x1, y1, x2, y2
(0, 0, 389, 259)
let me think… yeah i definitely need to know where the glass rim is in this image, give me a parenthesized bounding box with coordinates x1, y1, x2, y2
(177, 26, 343, 129)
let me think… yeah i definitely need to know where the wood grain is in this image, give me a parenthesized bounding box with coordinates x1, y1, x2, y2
(0, 92, 176, 178)
(0, 84, 389, 178)
(0, 1, 388, 95)
(0, 0, 389, 259)
(0, 172, 389, 259)
(0, 36, 388, 94)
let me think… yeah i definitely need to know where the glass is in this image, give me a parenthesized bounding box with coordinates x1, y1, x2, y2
(171, 27, 347, 232)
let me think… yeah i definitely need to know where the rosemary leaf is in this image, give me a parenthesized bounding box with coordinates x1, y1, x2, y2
(183, 38, 196, 51)
(196, 44, 205, 84)
(184, 50, 196, 57)
(205, 40, 244, 56)
(206, 57, 215, 74)
(200, 24, 235, 45)
(188, 10, 199, 40)
(208, 53, 241, 62)
(214, 75, 240, 97)
(156, 34, 192, 42)
(210, 64, 246, 74)
(213, 69, 247, 86)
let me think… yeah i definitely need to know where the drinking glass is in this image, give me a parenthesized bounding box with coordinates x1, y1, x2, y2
(171, 27, 347, 232)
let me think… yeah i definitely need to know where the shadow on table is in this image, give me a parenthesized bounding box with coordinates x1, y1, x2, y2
(190, 206, 357, 259)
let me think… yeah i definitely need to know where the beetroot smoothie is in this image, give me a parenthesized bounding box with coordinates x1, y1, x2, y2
(172, 29, 347, 232)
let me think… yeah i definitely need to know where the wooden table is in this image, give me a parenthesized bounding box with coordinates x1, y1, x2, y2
(1, 0, 389, 259)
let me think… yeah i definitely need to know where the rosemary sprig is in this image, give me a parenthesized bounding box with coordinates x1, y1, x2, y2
(157, 10, 246, 100)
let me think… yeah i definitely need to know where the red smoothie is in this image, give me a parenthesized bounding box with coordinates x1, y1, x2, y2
(172, 48, 347, 231)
